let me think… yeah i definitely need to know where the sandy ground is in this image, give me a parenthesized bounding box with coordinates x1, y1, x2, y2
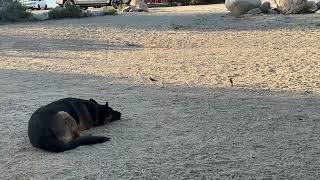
(1, 4, 320, 179)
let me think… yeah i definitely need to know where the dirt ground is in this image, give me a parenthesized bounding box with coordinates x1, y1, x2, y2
(0, 4, 320, 180)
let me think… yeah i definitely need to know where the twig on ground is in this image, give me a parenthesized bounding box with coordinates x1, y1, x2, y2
(229, 171, 239, 180)
(149, 77, 158, 82)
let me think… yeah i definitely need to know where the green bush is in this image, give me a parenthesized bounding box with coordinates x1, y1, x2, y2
(103, 6, 117, 15)
(118, 3, 128, 11)
(188, 0, 200, 5)
(48, 5, 84, 19)
(0, 0, 31, 22)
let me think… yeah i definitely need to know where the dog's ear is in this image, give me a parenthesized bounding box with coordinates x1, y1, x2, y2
(89, 99, 98, 104)
(105, 102, 108, 107)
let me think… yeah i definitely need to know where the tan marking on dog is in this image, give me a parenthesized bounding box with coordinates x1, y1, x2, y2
(54, 111, 80, 142)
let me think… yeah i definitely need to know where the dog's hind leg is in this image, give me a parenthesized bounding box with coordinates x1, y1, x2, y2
(51, 111, 80, 142)
(48, 111, 109, 152)
(46, 134, 110, 152)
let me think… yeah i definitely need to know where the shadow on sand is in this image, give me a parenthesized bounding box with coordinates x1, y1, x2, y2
(0, 68, 319, 179)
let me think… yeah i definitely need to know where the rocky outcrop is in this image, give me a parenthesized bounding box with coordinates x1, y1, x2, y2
(123, 0, 149, 12)
(274, 0, 307, 14)
(225, 0, 262, 16)
(260, 1, 272, 13)
(247, 8, 263, 15)
(308, 0, 320, 8)
(305, 1, 318, 12)
(224, 0, 320, 15)
(274, 0, 320, 14)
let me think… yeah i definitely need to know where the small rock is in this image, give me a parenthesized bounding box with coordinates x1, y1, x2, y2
(90, 10, 104, 16)
(316, 9, 320, 13)
(247, 8, 262, 15)
(32, 12, 49, 21)
(260, 1, 271, 13)
(271, 8, 281, 14)
(229, 78, 234, 86)
(306, 1, 318, 13)
(268, 9, 279, 14)
(84, 10, 93, 16)
(149, 77, 157, 82)
(268, 67, 276, 73)
(80, 10, 92, 17)
(122, 6, 132, 12)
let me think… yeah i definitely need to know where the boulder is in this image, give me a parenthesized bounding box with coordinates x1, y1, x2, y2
(129, 0, 149, 12)
(308, 0, 320, 8)
(247, 8, 263, 15)
(225, 0, 262, 16)
(305, 1, 318, 12)
(262, 0, 277, 9)
(260, 1, 271, 13)
(274, 0, 307, 14)
(122, 6, 132, 12)
(32, 12, 49, 21)
(268, 9, 279, 14)
(76, 9, 94, 17)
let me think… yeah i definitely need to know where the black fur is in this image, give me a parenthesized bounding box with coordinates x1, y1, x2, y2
(28, 98, 121, 152)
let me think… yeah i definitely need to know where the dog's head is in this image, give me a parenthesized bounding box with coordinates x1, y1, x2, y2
(90, 99, 122, 124)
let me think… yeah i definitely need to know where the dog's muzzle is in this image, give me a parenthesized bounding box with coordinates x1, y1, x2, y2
(114, 111, 121, 121)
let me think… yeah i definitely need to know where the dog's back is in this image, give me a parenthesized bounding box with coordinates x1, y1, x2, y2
(28, 98, 116, 152)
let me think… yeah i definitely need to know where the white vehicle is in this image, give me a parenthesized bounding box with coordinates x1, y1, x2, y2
(56, 0, 130, 9)
(22, 0, 48, 10)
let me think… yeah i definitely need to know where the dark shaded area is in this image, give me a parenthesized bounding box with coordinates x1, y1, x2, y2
(0, 68, 320, 179)
(0, 34, 143, 53)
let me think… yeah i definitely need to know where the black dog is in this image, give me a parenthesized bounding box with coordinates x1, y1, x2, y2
(28, 98, 121, 152)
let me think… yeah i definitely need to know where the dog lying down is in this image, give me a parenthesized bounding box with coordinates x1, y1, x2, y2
(28, 98, 121, 152)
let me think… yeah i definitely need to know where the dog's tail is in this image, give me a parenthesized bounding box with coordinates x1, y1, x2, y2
(46, 136, 110, 153)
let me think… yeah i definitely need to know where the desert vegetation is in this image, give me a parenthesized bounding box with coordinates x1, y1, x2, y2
(0, 0, 31, 22)
(48, 5, 88, 19)
(103, 6, 117, 15)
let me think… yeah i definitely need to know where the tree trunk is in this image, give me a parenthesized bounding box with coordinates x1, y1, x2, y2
(274, 0, 307, 14)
